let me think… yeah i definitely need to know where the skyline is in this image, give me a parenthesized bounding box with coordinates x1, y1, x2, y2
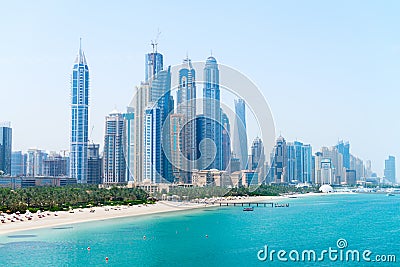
(1, 1, 399, 177)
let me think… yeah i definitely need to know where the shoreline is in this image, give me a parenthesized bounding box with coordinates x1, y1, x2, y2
(0, 192, 352, 236)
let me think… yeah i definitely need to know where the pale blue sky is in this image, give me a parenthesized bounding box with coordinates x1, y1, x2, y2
(0, 1, 399, 178)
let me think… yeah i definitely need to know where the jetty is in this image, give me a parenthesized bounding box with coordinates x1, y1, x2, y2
(215, 202, 289, 208)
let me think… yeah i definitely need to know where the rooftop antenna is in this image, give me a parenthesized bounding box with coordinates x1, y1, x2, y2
(210, 49, 213, 56)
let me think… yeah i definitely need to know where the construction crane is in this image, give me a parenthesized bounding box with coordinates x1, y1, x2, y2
(151, 29, 161, 53)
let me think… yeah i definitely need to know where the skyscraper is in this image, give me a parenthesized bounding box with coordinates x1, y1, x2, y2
(26, 149, 47, 176)
(321, 146, 345, 184)
(123, 108, 135, 182)
(131, 46, 173, 184)
(384, 156, 396, 184)
(250, 137, 265, 183)
(250, 137, 264, 171)
(132, 82, 150, 184)
(145, 50, 163, 82)
(170, 114, 185, 182)
(70, 40, 89, 183)
(103, 111, 126, 184)
(200, 56, 222, 170)
(336, 140, 350, 169)
(221, 111, 231, 171)
(144, 106, 162, 183)
(0, 123, 12, 175)
(44, 153, 68, 177)
(286, 141, 313, 183)
(150, 66, 173, 182)
(11, 151, 26, 177)
(271, 136, 287, 183)
(233, 98, 248, 170)
(87, 143, 102, 184)
(176, 57, 197, 183)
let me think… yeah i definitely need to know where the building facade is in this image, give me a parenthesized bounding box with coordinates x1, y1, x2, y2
(88, 143, 102, 184)
(0, 124, 12, 175)
(11, 151, 26, 177)
(221, 111, 231, 172)
(384, 155, 396, 184)
(176, 57, 197, 183)
(201, 56, 222, 170)
(103, 111, 126, 184)
(44, 153, 68, 177)
(143, 106, 162, 183)
(70, 41, 89, 183)
(232, 98, 248, 170)
(26, 149, 47, 177)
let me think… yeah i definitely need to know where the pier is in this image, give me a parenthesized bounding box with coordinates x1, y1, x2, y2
(216, 202, 289, 208)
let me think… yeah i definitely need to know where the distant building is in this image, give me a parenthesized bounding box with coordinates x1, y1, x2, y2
(232, 99, 248, 170)
(271, 136, 287, 183)
(249, 137, 266, 184)
(191, 169, 231, 187)
(286, 141, 312, 184)
(11, 151, 26, 177)
(345, 169, 357, 185)
(350, 155, 365, 181)
(44, 153, 68, 177)
(320, 158, 334, 184)
(242, 170, 258, 187)
(123, 108, 135, 182)
(88, 144, 102, 184)
(384, 156, 396, 184)
(176, 57, 197, 183)
(169, 114, 184, 183)
(336, 140, 350, 169)
(143, 106, 162, 183)
(26, 149, 47, 176)
(201, 56, 222, 171)
(0, 123, 12, 175)
(321, 146, 345, 184)
(103, 111, 126, 184)
(230, 157, 241, 173)
(221, 111, 231, 171)
(313, 152, 323, 184)
(0, 176, 76, 189)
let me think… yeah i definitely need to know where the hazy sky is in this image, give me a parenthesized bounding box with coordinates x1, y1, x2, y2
(0, 1, 399, 178)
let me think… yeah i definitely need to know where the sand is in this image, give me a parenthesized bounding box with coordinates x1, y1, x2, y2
(0, 192, 347, 235)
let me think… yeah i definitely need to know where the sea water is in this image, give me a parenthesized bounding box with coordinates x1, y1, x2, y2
(0, 194, 398, 266)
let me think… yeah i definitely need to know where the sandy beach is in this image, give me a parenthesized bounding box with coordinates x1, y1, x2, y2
(0, 192, 347, 235)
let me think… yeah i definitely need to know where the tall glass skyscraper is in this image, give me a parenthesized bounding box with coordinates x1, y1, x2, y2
(221, 111, 231, 171)
(123, 108, 135, 182)
(144, 106, 161, 183)
(0, 123, 12, 175)
(70, 41, 89, 183)
(177, 57, 197, 183)
(233, 98, 248, 170)
(287, 141, 313, 183)
(336, 140, 350, 169)
(11, 151, 26, 177)
(200, 56, 222, 170)
(145, 51, 163, 82)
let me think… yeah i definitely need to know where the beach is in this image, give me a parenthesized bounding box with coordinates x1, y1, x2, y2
(0, 192, 343, 235)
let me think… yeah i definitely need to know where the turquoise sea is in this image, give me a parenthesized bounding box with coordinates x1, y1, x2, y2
(0, 194, 399, 266)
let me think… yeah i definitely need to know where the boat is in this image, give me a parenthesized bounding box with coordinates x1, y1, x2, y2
(243, 207, 254, 211)
(386, 193, 395, 197)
